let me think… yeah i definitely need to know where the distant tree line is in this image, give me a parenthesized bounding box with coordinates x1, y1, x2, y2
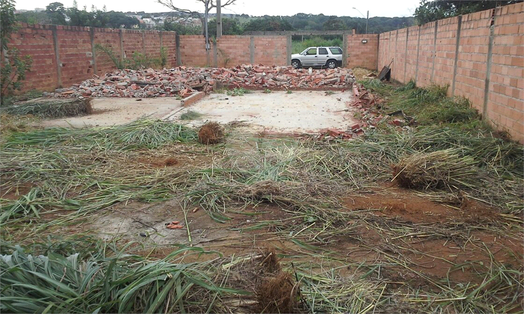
(169, 15, 414, 35)
(414, 0, 521, 25)
(15, 0, 520, 32)
(16, 1, 140, 28)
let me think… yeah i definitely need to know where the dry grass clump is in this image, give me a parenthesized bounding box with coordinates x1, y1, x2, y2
(352, 67, 376, 80)
(392, 149, 478, 190)
(3, 98, 93, 118)
(198, 122, 224, 145)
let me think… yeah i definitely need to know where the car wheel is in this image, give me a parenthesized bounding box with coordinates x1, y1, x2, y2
(291, 59, 302, 69)
(326, 59, 337, 69)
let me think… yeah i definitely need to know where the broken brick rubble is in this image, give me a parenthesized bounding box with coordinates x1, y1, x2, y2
(44, 65, 356, 99)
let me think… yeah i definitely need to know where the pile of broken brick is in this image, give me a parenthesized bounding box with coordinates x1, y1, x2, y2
(46, 65, 356, 99)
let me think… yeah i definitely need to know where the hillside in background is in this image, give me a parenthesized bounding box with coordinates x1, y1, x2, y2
(16, 4, 414, 35)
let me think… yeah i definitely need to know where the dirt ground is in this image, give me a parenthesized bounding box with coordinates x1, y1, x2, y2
(39, 97, 183, 128)
(167, 91, 357, 133)
(5, 84, 522, 312)
(40, 91, 357, 134)
(77, 181, 522, 290)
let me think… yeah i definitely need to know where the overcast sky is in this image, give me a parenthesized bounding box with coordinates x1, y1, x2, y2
(15, 0, 421, 18)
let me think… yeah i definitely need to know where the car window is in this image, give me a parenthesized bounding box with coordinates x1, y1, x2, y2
(319, 48, 328, 55)
(306, 48, 317, 55)
(329, 47, 343, 54)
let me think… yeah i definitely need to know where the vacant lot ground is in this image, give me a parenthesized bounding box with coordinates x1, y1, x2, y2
(1, 76, 522, 314)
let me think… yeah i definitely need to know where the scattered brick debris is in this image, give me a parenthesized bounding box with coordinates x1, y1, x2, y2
(44, 65, 356, 99)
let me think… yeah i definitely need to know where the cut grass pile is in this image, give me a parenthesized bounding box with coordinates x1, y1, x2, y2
(0, 79, 523, 313)
(1, 98, 93, 118)
(392, 149, 478, 190)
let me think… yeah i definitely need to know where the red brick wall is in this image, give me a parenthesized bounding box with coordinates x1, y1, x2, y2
(405, 26, 419, 82)
(217, 36, 251, 67)
(179, 35, 288, 67)
(161, 32, 177, 68)
(346, 34, 379, 70)
(253, 36, 287, 66)
(378, 2, 524, 143)
(378, 31, 392, 76)
(9, 24, 177, 91)
(9, 24, 58, 91)
(433, 17, 459, 89)
(178, 35, 209, 67)
(56, 26, 93, 87)
(122, 29, 143, 60)
(487, 3, 524, 140)
(93, 28, 121, 76)
(454, 10, 491, 110)
(417, 21, 437, 87)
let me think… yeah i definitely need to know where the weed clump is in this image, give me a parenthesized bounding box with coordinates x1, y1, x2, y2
(180, 110, 202, 120)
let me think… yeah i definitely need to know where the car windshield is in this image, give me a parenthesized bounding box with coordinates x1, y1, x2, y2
(329, 47, 343, 54)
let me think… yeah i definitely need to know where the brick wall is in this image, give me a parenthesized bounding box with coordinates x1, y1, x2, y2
(253, 36, 287, 66)
(378, 2, 524, 143)
(9, 25, 58, 91)
(346, 34, 379, 70)
(93, 28, 122, 76)
(161, 32, 177, 68)
(454, 10, 491, 110)
(488, 4, 524, 139)
(9, 24, 177, 91)
(179, 35, 288, 67)
(178, 35, 209, 67)
(57, 26, 93, 87)
(405, 26, 419, 82)
(217, 36, 251, 67)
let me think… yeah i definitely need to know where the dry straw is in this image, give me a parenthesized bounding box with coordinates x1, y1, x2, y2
(392, 148, 478, 190)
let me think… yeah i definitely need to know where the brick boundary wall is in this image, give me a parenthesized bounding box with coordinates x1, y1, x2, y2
(179, 33, 379, 70)
(346, 34, 379, 70)
(8, 24, 177, 92)
(10, 26, 379, 94)
(378, 2, 524, 143)
(179, 35, 288, 67)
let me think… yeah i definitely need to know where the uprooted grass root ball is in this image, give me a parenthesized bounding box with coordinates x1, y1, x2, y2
(256, 271, 299, 313)
(198, 122, 224, 145)
(392, 149, 478, 190)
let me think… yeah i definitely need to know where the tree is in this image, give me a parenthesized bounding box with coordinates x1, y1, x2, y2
(1, 0, 32, 105)
(157, 0, 236, 47)
(157, 0, 236, 18)
(244, 17, 294, 32)
(414, 0, 520, 25)
(104, 11, 140, 29)
(323, 17, 347, 31)
(157, 0, 236, 32)
(208, 17, 242, 36)
(45, 2, 66, 25)
(16, 10, 49, 24)
(67, 6, 93, 26)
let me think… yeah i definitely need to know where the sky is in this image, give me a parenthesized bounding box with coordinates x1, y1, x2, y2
(14, 0, 421, 18)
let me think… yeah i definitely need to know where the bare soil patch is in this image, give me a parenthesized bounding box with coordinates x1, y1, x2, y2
(39, 97, 183, 128)
(168, 91, 357, 134)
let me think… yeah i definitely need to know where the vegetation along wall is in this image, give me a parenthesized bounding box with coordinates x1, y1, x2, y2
(378, 2, 523, 143)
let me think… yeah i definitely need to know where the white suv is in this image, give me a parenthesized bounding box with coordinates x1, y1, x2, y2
(291, 46, 343, 69)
